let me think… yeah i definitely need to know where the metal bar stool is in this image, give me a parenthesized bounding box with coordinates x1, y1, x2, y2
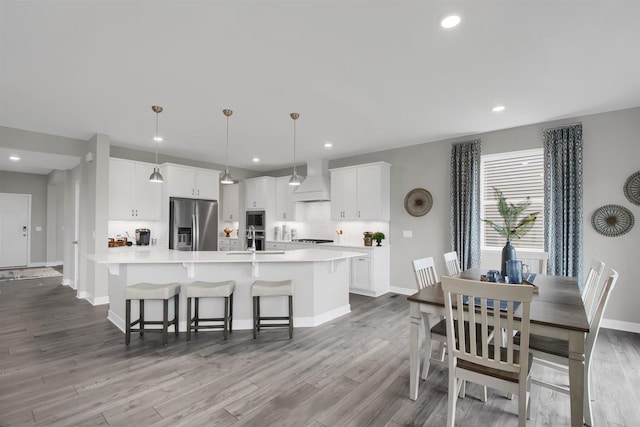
(185, 280, 236, 341)
(125, 282, 180, 346)
(251, 280, 294, 339)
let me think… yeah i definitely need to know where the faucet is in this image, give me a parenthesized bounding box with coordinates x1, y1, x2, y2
(248, 225, 256, 252)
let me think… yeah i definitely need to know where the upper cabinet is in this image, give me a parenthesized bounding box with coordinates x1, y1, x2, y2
(221, 183, 240, 222)
(163, 163, 220, 200)
(109, 158, 161, 220)
(245, 176, 275, 210)
(330, 162, 390, 221)
(275, 176, 299, 221)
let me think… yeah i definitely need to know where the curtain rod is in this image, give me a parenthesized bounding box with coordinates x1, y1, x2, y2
(542, 122, 582, 131)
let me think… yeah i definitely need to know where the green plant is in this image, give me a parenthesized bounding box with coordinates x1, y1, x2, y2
(372, 231, 385, 241)
(482, 187, 538, 242)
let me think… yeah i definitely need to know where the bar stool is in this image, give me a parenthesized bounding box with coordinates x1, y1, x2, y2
(251, 280, 294, 339)
(125, 282, 180, 346)
(185, 280, 236, 341)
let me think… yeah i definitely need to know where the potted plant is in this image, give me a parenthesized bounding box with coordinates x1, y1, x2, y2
(482, 187, 538, 276)
(372, 231, 385, 247)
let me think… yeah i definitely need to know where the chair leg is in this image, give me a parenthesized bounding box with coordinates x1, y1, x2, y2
(229, 292, 233, 333)
(256, 297, 261, 331)
(162, 299, 169, 346)
(252, 296, 257, 339)
(186, 297, 192, 341)
(194, 297, 200, 333)
(584, 356, 594, 426)
(447, 375, 458, 427)
(174, 294, 179, 336)
(518, 380, 527, 427)
(125, 299, 131, 345)
(139, 299, 145, 336)
(223, 296, 229, 340)
(459, 380, 466, 398)
(288, 295, 293, 339)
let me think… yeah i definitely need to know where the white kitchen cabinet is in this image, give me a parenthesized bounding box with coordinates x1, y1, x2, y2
(218, 238, 239, 251)
(222, 183, 240, 222)
(109, 158, 161, 220)
(163, 163, 220, 200)
(266, 241, 285, 250)
(275, 176, 298, 221)
(330, 162, 390, 221)
(244, 176, 275, 210)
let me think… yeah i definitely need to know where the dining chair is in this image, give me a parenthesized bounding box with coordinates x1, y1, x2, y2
(528, 269, 618, 427)
(515, 249, 548, 274)
(443, 251, 461, 276)
(441, 276, 535, 427)
(412, 257, 446, 379)
(582, 259, 606, 322)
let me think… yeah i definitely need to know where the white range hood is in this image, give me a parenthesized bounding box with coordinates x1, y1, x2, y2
(291, 159, 331, 202)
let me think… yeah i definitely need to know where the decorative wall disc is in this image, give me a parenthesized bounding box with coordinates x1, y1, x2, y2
(404, 188, 433, 217)
(591, 204, 634, 237)
(623, 171, 640, 206)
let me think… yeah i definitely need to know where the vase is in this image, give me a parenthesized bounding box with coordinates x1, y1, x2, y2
(363, 232, 373, 246)
(375, 240, 382, 247)
(501, 241, 516, 278)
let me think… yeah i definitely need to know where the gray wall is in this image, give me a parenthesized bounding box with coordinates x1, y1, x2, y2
(330, 106, 640, 327)
(0, 171, 48, 264)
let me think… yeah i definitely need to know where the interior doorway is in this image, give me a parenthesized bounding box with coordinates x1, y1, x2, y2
(0, 193, 31, 268)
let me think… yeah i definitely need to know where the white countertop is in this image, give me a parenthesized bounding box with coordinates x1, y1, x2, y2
(91, 248, 363, 265)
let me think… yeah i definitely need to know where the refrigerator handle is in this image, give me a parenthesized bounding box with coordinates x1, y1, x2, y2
(192, 213, 199, 250)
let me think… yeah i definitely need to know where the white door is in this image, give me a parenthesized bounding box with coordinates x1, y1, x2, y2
(0, 193, 31, 268)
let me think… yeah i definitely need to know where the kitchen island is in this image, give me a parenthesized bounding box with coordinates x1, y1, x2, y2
(90, 248, 363, 333)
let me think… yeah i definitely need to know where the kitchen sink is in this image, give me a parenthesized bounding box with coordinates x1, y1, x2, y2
(226, 250, 285, 255)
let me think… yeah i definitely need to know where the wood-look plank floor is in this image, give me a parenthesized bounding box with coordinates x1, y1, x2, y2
(1, 276, 639, 426)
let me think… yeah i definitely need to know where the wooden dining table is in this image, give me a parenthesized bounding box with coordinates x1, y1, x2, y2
(408, 268, 589, 427)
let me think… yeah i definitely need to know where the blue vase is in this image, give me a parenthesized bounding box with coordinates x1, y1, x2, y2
(501, 241, 516, 278)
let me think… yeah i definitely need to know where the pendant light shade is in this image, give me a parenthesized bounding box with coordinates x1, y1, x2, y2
(149, 105, 164, 183)
(221, 109, 234, 184)
(289, 112, 303, 186)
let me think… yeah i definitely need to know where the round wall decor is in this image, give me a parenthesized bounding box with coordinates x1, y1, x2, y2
(591, 204, 634, 237)
(623, 171, 640, 206)
(404, 188, 433, 217)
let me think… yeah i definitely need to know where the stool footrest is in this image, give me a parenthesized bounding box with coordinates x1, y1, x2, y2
(258, 316, 290, 321)
(257, 323, 291, 328)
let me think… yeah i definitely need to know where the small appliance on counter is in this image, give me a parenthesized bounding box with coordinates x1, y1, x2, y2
(135, 228, 151, 246)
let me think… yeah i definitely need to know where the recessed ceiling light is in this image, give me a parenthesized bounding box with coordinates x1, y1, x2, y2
(9, 155, 20, 162)
(441, 14, 461, 29)
(324, 142, 333, 148)
(492, 105, 506, 113)
(252, 157, 260, 163)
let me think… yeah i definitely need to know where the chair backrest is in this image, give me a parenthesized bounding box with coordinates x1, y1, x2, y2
(515, 250, 549, 274)
(443, 251, 461, 276)
(441, 276, 534, 383)
(585, 269, 618, 356)
(582, 259, 606, 320)
(412, 257, 438, 290)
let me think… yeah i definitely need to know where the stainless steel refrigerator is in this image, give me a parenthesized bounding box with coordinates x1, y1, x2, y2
(169, 197, 218, 251)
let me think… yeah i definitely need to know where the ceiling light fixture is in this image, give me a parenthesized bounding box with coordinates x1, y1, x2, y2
(492, 105, 506, 113)
(149, 105, 164, 183)
(220, 109, 234, 184)
(441, 14, 461, 29)
(252, 157, 260, 163)
(288, 112, 303, 186)
(9, 155, 20, 162)
(324, 142, 333, 148)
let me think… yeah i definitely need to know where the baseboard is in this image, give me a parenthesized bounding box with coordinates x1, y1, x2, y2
(92, 296, 110, 306)
(390, 286, 415, 296)
(62, 279, 75, 289)
(45, 261, 63, 267)
(601, 319, 640, 334)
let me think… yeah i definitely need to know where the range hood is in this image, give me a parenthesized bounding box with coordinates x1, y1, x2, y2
(291, 159, 331, 202)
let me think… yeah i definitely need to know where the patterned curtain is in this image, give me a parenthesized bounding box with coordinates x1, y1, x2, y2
(450, 140, 481, 270)
(543, 124, 584, 285)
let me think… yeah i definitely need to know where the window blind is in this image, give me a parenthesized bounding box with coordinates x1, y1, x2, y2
(481, 149, 544, 250)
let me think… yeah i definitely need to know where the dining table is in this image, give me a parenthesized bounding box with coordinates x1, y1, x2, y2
(408, 268, 589, 427)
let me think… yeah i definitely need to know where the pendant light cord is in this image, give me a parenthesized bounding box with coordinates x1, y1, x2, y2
(155, 112, 159, 165)
(226, 114, 230, 172)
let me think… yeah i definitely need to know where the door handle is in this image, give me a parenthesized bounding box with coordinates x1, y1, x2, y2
(72, 241, 78, 245)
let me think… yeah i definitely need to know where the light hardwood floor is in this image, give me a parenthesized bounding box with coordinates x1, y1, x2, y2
(1, 276, 639, 426)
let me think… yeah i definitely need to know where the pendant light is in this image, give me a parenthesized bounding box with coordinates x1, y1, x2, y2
(149, 105, 164, 183)
(220, 109, 234, 184)
(289, 112, 303, 186)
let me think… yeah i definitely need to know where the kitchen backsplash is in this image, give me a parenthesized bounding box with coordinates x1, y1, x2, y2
(271, 201, 389, 246)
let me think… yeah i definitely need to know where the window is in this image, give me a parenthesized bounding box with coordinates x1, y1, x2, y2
(481, 149, 544, 250)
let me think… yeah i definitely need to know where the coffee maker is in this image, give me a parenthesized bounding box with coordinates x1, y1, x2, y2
(135, 228, 151, 245)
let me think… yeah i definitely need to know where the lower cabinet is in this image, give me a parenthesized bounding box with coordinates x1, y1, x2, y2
(218, 238, 239, 251)
(348, 246, 390, 297)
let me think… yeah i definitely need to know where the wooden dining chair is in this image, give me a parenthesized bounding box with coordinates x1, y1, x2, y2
(443, 251, 461, 276)
(441, 276, 535, 427)
(412, 257, 439, 290)
(582, 259, 606, 322)
(527, 269, 618, 427)
(515, 250, 548, 274)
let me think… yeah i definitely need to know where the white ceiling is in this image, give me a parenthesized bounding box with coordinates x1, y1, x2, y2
(1, 1, 639, 173)
(0, 148, 80, 175)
